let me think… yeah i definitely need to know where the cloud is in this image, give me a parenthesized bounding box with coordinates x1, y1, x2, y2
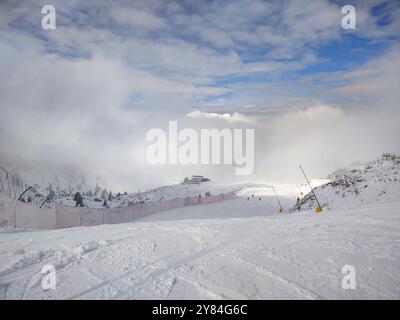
(187, 110, 254, 123)
(0, 0, 399, 190)
(109, 7, 166, 30)
(187, 110, 231, 121)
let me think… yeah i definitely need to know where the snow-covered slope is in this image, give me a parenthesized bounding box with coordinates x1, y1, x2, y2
(1, 156, 400, 299)
(54, 181, 248, 209)
(0, 153, 108, 198)
(0, 186, 399, 299)
(294, 155, 400, 211)
(0, 153, 251, 209)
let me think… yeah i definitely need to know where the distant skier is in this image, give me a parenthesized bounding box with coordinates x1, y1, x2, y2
(295, 197, 301, 211)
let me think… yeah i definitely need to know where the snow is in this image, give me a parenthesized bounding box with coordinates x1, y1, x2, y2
(1, 180, 399, 299)
(0, 153, 109, 198)
(1, 151, 262, 210)
(295, 156, 400, 211)
(54, 181, 245, 209)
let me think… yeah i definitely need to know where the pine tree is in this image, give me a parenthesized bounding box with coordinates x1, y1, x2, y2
(94, 184, 101, 196)
(101, 189, 108, 200)
(47, 190, 56, 201)
(74, 192, 83, 207)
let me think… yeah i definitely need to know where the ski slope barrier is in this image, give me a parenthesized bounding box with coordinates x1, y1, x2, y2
(0, 192, 56, 229)
(0, 191, 235, 230)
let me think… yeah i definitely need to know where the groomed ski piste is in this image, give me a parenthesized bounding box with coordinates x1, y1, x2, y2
(1, 157, 400, 299)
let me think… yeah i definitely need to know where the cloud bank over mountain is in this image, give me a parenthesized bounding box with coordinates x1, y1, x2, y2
(0, 0, 399, 190)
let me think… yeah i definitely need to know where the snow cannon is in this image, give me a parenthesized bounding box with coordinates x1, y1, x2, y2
(299, 166, 323, 215)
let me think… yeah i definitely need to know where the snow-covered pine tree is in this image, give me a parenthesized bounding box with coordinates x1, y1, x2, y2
(101, 189, 108, 200)
(94, 184, 101, 196)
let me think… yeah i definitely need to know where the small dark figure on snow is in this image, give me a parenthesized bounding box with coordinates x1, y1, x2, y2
(247, 197, 250, 200)
(259, 197, 261, 201)
(74, 192, 84, 207)
(103, 199, 108, 207)
(295, 197, 301, 211)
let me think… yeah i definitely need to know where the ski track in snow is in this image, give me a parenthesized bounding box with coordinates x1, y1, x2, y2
(1, 183, 400, 299)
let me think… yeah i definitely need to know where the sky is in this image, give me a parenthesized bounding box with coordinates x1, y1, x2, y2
(0, 0, 399, 191)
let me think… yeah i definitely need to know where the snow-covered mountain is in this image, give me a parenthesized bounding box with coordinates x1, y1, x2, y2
(1, 176, 400, 299)
(0, 153, 109, 197)
(294, 154, 400, 211)
(3, 152, 400, 212)
(0, 153, 247, 208)
(55, 181, 251, 209)
(1, 155, 400, 299)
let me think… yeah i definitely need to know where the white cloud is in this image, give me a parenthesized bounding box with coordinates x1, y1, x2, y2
(187, 110, 254, 123)
(187, 110, 231, 121)
(109, 7, 166, 30)
(0, 0, 399, 190)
